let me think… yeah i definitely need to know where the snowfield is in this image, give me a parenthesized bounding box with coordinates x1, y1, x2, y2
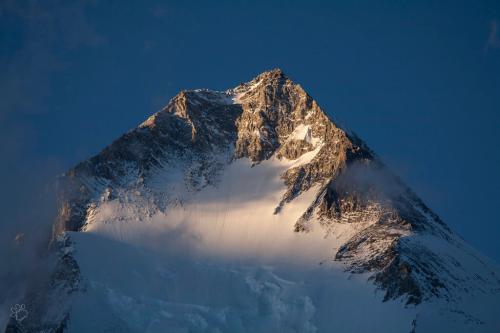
(69, 155, 499, 332)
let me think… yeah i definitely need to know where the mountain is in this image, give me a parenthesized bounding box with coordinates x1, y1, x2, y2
(7, 69, 500, 332)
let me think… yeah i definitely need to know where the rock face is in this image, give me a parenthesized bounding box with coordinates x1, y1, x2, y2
(10, 69, 500, 332)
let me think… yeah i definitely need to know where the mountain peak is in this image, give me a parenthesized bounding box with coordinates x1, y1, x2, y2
(23, 69, 499, 333)
(256, 67, 287, 81)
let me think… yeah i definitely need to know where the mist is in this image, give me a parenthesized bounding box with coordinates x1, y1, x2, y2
(0, 156, 61, 329)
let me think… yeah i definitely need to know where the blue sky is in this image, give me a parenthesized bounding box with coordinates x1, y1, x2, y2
(1, 0, 500, 261)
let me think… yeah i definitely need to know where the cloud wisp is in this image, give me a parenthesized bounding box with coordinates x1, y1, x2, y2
(484, 20, 500, 53)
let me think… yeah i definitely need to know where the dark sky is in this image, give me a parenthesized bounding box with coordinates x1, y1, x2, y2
(1, 0, 499, 261)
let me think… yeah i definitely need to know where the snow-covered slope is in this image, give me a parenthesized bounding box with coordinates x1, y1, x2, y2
(7, 69, 500, 332)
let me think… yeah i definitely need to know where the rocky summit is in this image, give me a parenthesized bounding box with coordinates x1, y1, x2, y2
(8, 69, 500, 333)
